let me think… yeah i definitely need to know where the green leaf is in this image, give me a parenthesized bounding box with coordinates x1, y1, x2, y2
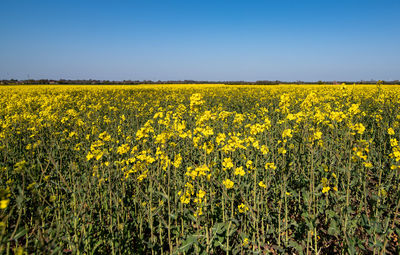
(211, 222, 225, 235)
(178, 235, 197, 252)
(12, 227, 27, 241)
(50, 247, 62, 255)
(288, 240, 304, 254)
(328, 220, 339, 236)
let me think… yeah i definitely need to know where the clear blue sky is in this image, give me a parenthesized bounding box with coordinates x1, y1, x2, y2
(0, 0, 399, 81)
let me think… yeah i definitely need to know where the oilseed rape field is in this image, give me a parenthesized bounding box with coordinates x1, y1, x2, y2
(1, 84, 400, 254)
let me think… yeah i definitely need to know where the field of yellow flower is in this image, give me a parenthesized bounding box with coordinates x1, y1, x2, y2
(1, 84, 400, 254)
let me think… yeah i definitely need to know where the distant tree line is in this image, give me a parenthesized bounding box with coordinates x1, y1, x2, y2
(0, 79, 399, 85)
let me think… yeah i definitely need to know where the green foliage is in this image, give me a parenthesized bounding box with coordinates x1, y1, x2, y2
(0, 85, 399, 254)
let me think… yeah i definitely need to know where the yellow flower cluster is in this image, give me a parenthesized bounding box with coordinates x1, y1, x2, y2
(1, 84, 400, 253)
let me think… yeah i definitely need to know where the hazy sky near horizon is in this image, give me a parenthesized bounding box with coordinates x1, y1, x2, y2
(0, 0, 399, 81)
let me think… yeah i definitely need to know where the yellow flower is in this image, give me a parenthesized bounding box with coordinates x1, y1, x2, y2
(0, 199, 9, 209)
(260, 145, 269, 155)
(195, 165, 210, 177)
(363, 162, 373, 168)
(246, 160, 253, 170)
(388, 128, 395, 135)
(185, 167, 197, 180)
(197, 189, 206, 199)
(282, 129, 293, 139)
(322, 186, 331, 193)
(216, 133, 226, 145)
(98, 131, 111, 141)
(313, 131, 322, 140)
(202, 141, 214, 154)
(242, 238, 249, 246)
(173, 153, 182, 168)
(137, 170, 148, 182)
(278, 147, 287, 154)
(393, 150, 400, 161)
(354, 123, 366, 135)
(223, 179, 234, 189)
(180, 195, 190, 204)
(178, 190, 191, 204)
(258, 181, 267, 188)
(68, 131, 77, 138)
(234, 166, 246, 176)
(95, 151, 104, 161)
(222, 158, 234, 170)
(190, 93, 205, 110)
(194, 207, 203, 217)
(14, 247, 24, 255)
(117, 144, 130, 155)
(265, 162, 277, 170)
(287, 113, 296, 121)
(238, 203, 249, 213)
